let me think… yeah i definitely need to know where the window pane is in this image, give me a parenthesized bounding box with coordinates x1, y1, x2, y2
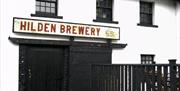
(36, 6, 40, 11)
(100, 0, 106, 7)
(51, 8, 55, 13)
(144, 14, 152, 24)
(102, 13, 107, 18)
(36, 1, 40, 5)
(140, 7, 145, 13)
(52, 0, 56, 2)
(96, 8, 101, 18)
(41, 7, 45, 12)
(97, 0, 110, 7)
(104, 9, 112, 20)
(149, 7, 152, 14)
(46, 2, 50, 7)
(142, 61, 145, 64)
(41, 2, 45, 6)
(46, 7, 50, 12)
(149, 61, 152, 64)
(97, 8, 103, 18)
(149, 56, 152, 60)
(97, 8, 112, 21)
(146, 56, 149, 60)
(140, 14, 144, 23)
(107, 0, 112, 8)
(140, 3, 145, 9)
(51, 3, 55, 7)
(141, 56, 145, 61)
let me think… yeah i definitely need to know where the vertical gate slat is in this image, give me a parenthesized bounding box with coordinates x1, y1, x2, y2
(115, 66, 117, 91)
(112, 66, 114, 91)
(100, 65, 107, 91)
(95, 65, 97, 91)
(114, 66, 119, 91)
(132, 66, 136, 91)
(110, 66, 114, 91)
(146, 65, 151, 91)
(107, 66, 110, 91)
(104, 66, 107, 91)
(108, 66, 110, 91)
(151, 65, 155, 91)
(125, 66, 127, 91)
(142, 66, 145, 91)
(170, 64, 176, 91)
(99, 66, 101, 91)
(157, 66, 162, 91)
(136, 66, 141, 91)
(129, 66, 132, 91)
(91, 65, 94, 91)
(102, 65, 105, 91)
(164, 66, 168, 91)
(97, 65, 99, 91)
(109, 66, 112, 91)
(116, 66, 118, 91)
(121, 66, 124, 91)
(179, 66, 180, 91)
(97, 66, 99, 91)
(117, 66, 120, 91)
(94, 65, 96, 91)
(120, 66, 122, 91)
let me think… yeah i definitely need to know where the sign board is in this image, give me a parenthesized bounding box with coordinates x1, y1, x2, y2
(13, 17, 120, 39)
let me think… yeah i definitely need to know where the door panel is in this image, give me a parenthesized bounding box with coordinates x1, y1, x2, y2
(26, 45, 65, 91)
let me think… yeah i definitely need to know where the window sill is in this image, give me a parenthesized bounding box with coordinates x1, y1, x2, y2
(93, 19, 118, 24)
(137, 23, 158, 28)
(31, 14, 63, 19)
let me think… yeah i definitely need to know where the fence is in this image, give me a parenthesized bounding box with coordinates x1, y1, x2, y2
(91, 60, 180, 91)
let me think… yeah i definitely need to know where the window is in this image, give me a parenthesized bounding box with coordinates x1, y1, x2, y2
(141, 54, 155, 64)
(31, 0, 62, 19)
(36, 0, 57, 16)
(140, 1, 153, 25)
(138, 1, 158, 27)
(96, 0, 112, 21)
(93, 0, 118, 24)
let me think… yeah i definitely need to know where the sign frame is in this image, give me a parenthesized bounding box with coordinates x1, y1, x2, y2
(13, 17, 120, 40)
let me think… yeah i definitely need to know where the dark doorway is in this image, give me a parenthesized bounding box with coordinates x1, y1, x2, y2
(19, 45, 67, 91)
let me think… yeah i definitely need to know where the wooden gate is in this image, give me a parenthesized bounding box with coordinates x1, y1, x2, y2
(19, 44, 68, 91)
(91, 60, 180, 91)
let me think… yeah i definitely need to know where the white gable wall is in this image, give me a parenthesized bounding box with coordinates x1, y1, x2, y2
(0, 0, 179, 91)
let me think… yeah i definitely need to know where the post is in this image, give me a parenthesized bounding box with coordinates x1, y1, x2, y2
(169, 59, 177, 91)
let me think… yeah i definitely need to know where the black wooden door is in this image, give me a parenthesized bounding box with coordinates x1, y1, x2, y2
(26, 45, 65, 91)
(69, 45, 112, 91)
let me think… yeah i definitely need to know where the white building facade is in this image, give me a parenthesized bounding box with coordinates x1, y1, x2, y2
(0, 0, 180, 91)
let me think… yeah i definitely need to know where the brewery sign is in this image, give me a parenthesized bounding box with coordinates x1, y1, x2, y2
(13, 17, 120, 39)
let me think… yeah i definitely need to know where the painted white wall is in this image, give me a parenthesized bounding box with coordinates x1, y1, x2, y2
(177, 2, 180, 63)
(0, 0, 179, 91)
(112, 0, 178, 64)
